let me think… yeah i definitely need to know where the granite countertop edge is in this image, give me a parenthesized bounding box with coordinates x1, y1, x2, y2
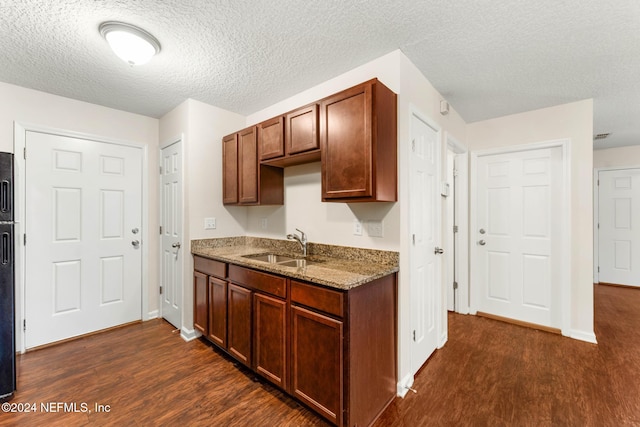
(191, 240, 399, 291)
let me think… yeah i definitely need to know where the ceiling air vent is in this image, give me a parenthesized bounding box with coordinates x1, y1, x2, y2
(594, 133, 611, 140)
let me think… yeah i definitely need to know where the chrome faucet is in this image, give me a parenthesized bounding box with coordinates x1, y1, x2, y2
(287, 228, 308, 257)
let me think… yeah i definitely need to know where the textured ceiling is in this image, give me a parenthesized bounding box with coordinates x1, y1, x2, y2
(1, 0, 639, 149)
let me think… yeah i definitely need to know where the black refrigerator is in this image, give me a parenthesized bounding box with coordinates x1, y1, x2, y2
(0, 152, 15, 400)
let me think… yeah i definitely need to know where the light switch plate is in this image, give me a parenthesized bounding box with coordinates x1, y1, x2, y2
(353, 219, 363, 236)
(368, 220, 384, 237)
(261, 218, 268, 230)
(204, 217, 216, 230)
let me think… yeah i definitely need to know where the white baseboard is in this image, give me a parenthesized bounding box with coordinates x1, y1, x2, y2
(570, 329, 598, 344)
(180, 327, 199, 342)
(146, 310, 159, 320)
(397, 373, 414, 398)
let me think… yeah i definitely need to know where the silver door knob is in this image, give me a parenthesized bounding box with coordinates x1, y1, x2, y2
(434, 247, 444, 254)
(478, 240, 486, 246)
(479, 228, 486, 234)
(132, 240, 140, 248)
(172, 242, 181, 249)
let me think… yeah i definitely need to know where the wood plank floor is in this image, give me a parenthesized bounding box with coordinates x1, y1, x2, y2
(1, 284, 638, 426)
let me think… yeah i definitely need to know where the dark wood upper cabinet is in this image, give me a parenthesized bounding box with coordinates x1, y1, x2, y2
(222, 133, 238, 205)
(320, 79, 397, 202)
(223, 126, 283, 206)
(258, 116, 285, 161)
(287, 103, 319, 155)
(238, 126, 259, 204)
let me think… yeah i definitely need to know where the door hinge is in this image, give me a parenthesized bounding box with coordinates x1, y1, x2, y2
(412, 330, 416, 342)
(597, 223, 600, 229)
(598, 266, 600, 273)
(23, 319, 26, 332)
(412, 234, 416, 245)
(23, 147, 26, 159)
(159, 226, 163, 235)
(453, 225, 459, 233)
(159, 286, 163, 295)
(159, 166, 163, 175)
(453, 281, 459, 290)
(23, 234, 26, 245)
(411, 139, 416, 152)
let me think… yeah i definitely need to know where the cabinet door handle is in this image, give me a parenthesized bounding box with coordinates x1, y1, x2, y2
(0, 180, 9, 213)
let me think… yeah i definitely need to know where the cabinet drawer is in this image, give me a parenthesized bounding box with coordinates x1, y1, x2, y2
(194, 256, 227, 279)
(291, 280, 344, 318)
(228, 264, 286, 298)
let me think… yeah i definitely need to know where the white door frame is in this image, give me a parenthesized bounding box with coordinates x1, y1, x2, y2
(470, 138, 572, 336)
(14, 122, 150, 353)
(445, 133, 469, 314)
(593, 165, 640, 284)
(158, 135, 185, 328)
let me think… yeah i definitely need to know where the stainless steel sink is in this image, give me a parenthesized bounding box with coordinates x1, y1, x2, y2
(278, 259, 315, 268)
(242, 253, 318, 268)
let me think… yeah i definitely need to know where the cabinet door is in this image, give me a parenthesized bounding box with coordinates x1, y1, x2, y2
(193, 271, 208, 335)
(222, 133, 238, 205)
(286, 104, 319, 155)
(291, 305, 343, 426)
(320, 82, 372, 200)
(238, 126, 258, 204)
(227, 283, 253, 367)
(208, 277, 227, 348)
(259, 116, 285, 160)
(254, 293, 287, 390)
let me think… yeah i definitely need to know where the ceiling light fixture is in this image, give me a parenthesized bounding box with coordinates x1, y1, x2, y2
(99, 21, 161, 66)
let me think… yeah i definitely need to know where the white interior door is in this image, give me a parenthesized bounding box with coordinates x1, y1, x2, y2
(25, 131, 142, 348)
(160, 141, 183, 328)
(598, 168, 640, 287)
(409, 113, 440, 374)
(474, 147, 562, 328)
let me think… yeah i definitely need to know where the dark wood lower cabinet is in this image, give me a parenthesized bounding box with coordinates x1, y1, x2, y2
(227, 283, 252, 367)
(254, 293, 287, 390)
(193, 271, 208, 335)
(194, 256, 397, 427)
(208, 277, 227, 347)
(291, 305, 343, 426)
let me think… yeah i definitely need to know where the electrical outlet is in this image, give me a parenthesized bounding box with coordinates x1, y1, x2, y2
(204, 217, 216, 230)
(368, 220, 384, 237)
(261, 218, 268, 230)
(353, 219, 363, 236)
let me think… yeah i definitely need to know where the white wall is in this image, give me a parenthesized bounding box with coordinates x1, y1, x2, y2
(594, 145, 640, 168)
(396, 53, 468, 391)
(159, 98, 246, 335)
(0, 81, 159, 350)
(243, 50, 469, 393)
(467, 99, 595, 342)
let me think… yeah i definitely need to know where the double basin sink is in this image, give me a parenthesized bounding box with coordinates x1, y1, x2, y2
(242, 253, 318, 268)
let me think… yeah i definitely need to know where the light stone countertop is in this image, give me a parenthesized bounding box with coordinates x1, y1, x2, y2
(191, 237, 399, 290)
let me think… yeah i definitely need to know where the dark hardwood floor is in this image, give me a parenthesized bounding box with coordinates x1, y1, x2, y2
(1, 284, 638, 426)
